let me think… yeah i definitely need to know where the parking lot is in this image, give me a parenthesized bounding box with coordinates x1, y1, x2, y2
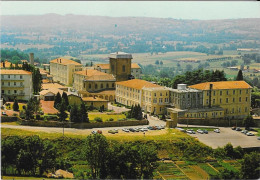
(187, 127, 260, 148)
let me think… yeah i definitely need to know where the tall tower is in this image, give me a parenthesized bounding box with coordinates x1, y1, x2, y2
(29, 53, 34, 66)
(109, 52, 132, 82)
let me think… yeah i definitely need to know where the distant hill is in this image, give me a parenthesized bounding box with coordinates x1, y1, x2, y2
(2, 14, 260, 39)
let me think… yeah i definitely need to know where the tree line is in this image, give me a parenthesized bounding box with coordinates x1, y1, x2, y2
(1, 134, 158, 179)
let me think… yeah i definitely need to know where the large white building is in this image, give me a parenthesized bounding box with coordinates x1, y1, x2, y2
(50, 58, 83, 85)
(0, 70, 33, 101)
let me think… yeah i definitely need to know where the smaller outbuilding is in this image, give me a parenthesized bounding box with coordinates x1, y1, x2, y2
(82, 96, 108, 109)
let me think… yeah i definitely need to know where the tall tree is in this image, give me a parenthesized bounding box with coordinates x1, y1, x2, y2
(80, 102, 89, 123)
(70, 104, 78, 123)
(54, 92, 62, 109)
(13, 98, 19, 111)
(236, 70, 244, 81)
(62, 92, 69, 108)
(243, 115, 255, 130)
(83, 134, 109, 179)
(58, 99, 68, 122)
(241, 152, 260, 179)
(32, 68, 42, 94)
(25, 98, 34, 120)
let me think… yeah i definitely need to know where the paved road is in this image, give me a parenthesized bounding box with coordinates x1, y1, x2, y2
(187, 127, 260, 148)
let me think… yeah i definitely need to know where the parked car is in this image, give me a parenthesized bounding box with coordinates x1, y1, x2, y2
(236, 127, 242, 131)
(97, 130, 102, 134)
(186, 129, 195, 134)
(257, 137, 260, 140)
(152, 126, 157, 130)
(91, 130, 97, 134)
(197, 129, 204, 134)
(231, 126, 236, 130)
(214, 129, 220, 133)
(108, 130, 116, 134)
(160, 125, 165, 129)
(2, 111, 7, 115)
(129, 128, 135, 132)
(246, 132, 254, 136)
(143, 127, 148, 131)
(241, 130, 248, 134)
(124, 129, 129, 132)
(203, 130, 208, 134)
(156, 126, 162, 130)
(147, 126, 153, 130)
(176, 128, 186, 132)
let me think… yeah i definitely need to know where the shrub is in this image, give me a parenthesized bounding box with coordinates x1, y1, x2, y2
(94, 117, 103, 122)
(36, 114, 41, 120)
(108, 118, 114, 122)
(44, 115, 59, 121)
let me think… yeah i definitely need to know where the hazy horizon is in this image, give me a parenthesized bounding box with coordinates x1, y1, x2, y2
(1, 1, 260, 20)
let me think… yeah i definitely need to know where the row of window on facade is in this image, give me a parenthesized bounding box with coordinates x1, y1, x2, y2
(152, 98, 169, 103)
(172, 93, 200, 99)
(206, 89, 249, 96)
(84, 83, 115, 89)
(2, 82, 23, 86)
(1, 90, 24, 94)
(206, 97, 248, 104)
(1, 75, 23, 79)
(186, 107, 248, 118)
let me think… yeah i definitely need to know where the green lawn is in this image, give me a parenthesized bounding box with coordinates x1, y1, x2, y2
(5, 102, 26, 111)
(88, 113, 126, 122)
(2, 176, 53, 179)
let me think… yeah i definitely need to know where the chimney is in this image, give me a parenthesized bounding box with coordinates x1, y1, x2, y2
(60, 59, 61, 63)
(86, 69, 87, 75)
(209, 84, 213, 108)
(29, 53, 34, 66)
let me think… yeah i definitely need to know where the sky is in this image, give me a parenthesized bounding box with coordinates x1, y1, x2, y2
(1, 1, 260, 20)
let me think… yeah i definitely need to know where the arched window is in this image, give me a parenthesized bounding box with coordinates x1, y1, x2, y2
(122, 65, 126, 72)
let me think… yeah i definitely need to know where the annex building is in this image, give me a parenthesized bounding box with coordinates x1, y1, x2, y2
(50, 58, 83, 86)
(0, 70, 33, 101)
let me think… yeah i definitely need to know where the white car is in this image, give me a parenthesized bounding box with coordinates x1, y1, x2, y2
(124, 129, 129, 132)
(246, 132, 254, 136)
(214, 129, 220, 133)
(197, 129, 204, 134)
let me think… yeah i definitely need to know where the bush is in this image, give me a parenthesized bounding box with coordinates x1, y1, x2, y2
(44, 115, 59, 121)
(108, 118, 114, 122)
(94, 117, 103, 122)
(36, 114, 41, 120)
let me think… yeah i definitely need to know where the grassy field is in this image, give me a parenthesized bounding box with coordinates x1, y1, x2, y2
(1, 128, 192, 142)
(88, 113, 126, 122)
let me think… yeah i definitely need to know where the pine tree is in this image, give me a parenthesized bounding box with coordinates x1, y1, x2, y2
(137, 104, 143, 120)
(58, 99, 68, 122)
(13, 98, 19, 111)
(62, 92, 69, 107)
(70, 104, 78, 123)
(80, 102, 89, 123)
(54, 92, 62, 109)
(236, 70, 244, 81)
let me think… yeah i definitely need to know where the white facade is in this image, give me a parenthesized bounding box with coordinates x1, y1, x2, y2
(0, 70, 33, 101)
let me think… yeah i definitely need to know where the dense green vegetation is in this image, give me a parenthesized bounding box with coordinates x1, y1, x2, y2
(1, 133, 259, 179)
